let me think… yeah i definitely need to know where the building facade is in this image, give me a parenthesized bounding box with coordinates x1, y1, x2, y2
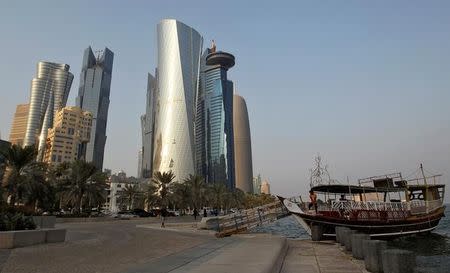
(43, 106, 92, 165)
(76, 46, 114, 171)
(195, 46, 236, 189)
(152, 19, 203, 182)
(9, 104, 30, 146)
(23, 62, 73, 161)
(233, 94, 254, 193)
(261, 180, 271, 195)
(139, 73, 157, 178)
(253, 174, 262, 194)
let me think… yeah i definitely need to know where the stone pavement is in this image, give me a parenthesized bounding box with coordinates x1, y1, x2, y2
(281, 240, 368, 273)
(0, 219, 210, 273)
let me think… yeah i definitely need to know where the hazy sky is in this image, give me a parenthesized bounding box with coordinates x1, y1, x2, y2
(0, 1, 449, 199)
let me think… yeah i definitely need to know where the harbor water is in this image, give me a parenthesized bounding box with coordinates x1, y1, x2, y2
(252, 204, 450, 272)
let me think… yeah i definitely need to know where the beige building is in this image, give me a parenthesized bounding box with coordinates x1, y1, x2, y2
(233, 94, 253, 193)
(43, 106, 92, 165)
(261, 180, 271, 195)
(9, 104, 30, 146)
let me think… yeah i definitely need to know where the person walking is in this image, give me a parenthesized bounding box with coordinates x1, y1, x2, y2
(193, 208, 198, 220)
(160, 208, 167, 228)
(203, 208, 207, 218)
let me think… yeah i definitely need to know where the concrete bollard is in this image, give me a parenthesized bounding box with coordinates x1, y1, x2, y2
(340, 228, 351, 246)
(364, 240, 387, 273)
(382, 249, 416, 273)
(352, 233, 370, 259)
(334, 227, 344, 243)
(311, 225, 323, 241)
(345, 230, 358, 251)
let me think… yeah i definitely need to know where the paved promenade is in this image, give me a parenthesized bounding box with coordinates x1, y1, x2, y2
(0, 217, 210, 273)
(0, 217, 369, 273)
(281, 240, 368, 273)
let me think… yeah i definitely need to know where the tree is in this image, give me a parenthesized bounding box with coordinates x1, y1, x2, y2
(117, 183, 139, 210)
(208, 183, 227, 210)
(170, 182, 191, 213)
(152, 171, 176, 208)
(184, 174, 205, 210)
(1, 145, 38, 206)
(61, 160, 107, 213)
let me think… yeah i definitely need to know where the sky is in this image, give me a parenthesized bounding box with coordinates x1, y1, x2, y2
(0, 1, 449, 200)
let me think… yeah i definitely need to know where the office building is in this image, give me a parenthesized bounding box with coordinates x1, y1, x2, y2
(23, 62, 73, 161)
(152, 19, 202, 182)
(195, 43, 235, 189)
(139, 73, 157, 178)
(76, 46, 114, 170)
(9, 104, 30, 146)
(261, 180, 271, 195)
(253, 174, 262, 194)
(233, 94, 253, 193)
(43, 106, 92, 165)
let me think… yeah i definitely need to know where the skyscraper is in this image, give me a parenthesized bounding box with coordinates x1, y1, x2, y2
(9, 104, 30, 146)
(23, 62, 74, 161)
(152, 19, 203, 182)
(195, 44, 236, 189)
(139, 73, 157, 178)
(43, 106, 92, 165)
(233, 94, 254, 193)
(76, 46, 114, 170)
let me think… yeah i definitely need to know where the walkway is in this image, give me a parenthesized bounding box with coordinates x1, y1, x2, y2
(281, 240, 368, 273)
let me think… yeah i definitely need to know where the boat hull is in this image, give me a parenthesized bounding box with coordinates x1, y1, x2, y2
(279, 197, 446, 238)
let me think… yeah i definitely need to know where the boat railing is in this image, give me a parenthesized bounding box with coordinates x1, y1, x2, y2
(409, 199, 443, 215)
(330, 200, 408, 212)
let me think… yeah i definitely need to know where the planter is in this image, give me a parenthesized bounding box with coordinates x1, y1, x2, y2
(0, 228, 66, 249)
(32, 216, 56, 228)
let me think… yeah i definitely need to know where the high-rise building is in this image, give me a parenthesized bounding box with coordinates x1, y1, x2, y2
(195, 43, 236, 189)
(9, 104, 30, 146)
(233, 94, 253, 193)
(253, 174, 262, 194)
(43, 106, 92, 165)
(139, 73, 157, 178)
(76, 46, 114, 170)
(261, 180, 271, 195)
(23, 62, 74, 161)
(152, 19, 203, 182)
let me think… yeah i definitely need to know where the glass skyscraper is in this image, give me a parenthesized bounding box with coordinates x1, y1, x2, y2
(139, 72, 157, 178)
(23, 62, 73, 161)
(76, 46, 114, 170)
(152, 19, 203, 182)
(196, 47, 236, 189)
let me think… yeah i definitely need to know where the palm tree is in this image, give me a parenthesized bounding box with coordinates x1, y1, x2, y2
(184, 174, 205, 210)
(118, 184, 139, 210)
(0, 145, 38, 206)
(208, 183, 227, 211)
(144, 183, 158, 210)
(152, 171, 176, 208)
(61, 160, 106, 213)
(170, 182, 191, 213)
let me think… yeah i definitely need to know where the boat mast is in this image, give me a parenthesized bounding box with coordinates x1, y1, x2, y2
(420, 163, 427, 186)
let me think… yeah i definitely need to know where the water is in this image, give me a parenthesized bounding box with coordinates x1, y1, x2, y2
(252, 205, 450, 272)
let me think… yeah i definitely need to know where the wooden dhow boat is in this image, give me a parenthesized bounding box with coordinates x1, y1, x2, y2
(279, 165, 446, 239)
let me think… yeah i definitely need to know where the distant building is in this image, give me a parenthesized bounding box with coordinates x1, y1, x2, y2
(43, 106, 92, 165)
(9, 104, 29, 146)
(261, 180, 271, 195)
(105, 171, 145, 212)
(152, 19, 202, 182)
(23, 62, 74, 161)
(195, 44, 236, 189)
(139, 73, 157, 178)
(76, 46, 114, 170)
(233, 94, 253, 193)
(253, 174, 262, 194)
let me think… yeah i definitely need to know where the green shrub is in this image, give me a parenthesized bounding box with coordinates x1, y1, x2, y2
(0, 213, 36, 231)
